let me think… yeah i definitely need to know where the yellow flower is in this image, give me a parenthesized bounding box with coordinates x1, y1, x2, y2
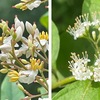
(8, 70, 19, 82)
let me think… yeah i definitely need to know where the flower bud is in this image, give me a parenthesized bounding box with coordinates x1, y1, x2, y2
(0, 68, 8, 73)
(0, 44, 12, 53)
(17, 83, 24, 91)
(20, 59, 29, 64)
(92, 31, 96, 40)
(25, 21, 34, 35)
(3, 24, 8, 33)
(13, 3, 24, 9)
(15, 26, 23, 42)
(0, 37, 2, 45)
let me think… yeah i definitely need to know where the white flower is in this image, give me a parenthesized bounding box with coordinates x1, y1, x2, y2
(93, 67, 100, 82)
(0, 44, 12, 53)
(91, 12, 100, 26)
(94, 54, 100, 67)
(37, 31, 49, 52)
(25, 21, 37, 35)
(14, 16, 24, 32)
(15, 26, 23, 42)
(67, 14, 90, 40)
(0, 36, 19, 53)
(93, 54, 100, 82)
(26, 0, 41, 10)
(40, 39, 49, 52)
(69, 52, 93, 80)
(19, 70, 38, 84)
(0, 53, 8, 61)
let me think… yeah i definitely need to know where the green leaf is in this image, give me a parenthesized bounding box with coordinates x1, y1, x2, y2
(52, 22, 60, 68)
(82, 0, 100, 14)
(40, 12, 48, 29)
(1, 75, 25, 100)
(53, 80, 100, 100)
(38, 87, 48, 98)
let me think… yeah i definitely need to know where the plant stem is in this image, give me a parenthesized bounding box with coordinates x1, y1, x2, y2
(35, 51, 48, 64)
(36, 37, 48, 60)
(52, 76, 75, 90)
(11, 40, 27, 70)
(36, 76, 48, 91)
(40, 70, 48, 88)
(21, 92, 48, 100)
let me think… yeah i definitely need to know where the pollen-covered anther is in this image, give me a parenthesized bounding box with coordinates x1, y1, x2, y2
(8, 70, 19, 82)
(30, 58, 41, 70)
(39, 31, 48, 40)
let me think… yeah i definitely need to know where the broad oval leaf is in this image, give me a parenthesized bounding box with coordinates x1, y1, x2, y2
(52, 22, 60, 68)
(1, 75, 25, 100)
(53, 80, 100, 100)
(40, 12, 48, 29)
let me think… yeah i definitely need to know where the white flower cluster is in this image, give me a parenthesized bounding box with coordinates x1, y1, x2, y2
(69, 52, 100, 82)
(0, 16, 48, 84)
(66, 12, 100, 40)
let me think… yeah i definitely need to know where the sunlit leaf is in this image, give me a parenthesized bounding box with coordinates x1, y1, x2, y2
(53, 80, 100, 100)
(1, 75, 25, 100)
(38, 87, 48, 98)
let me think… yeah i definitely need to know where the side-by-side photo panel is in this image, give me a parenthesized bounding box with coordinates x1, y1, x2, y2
(0, 0, 49, 100)
(52, 0, 100, 100)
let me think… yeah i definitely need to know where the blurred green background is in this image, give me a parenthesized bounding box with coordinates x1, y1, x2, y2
(52, 0, 96, 96)
(0, 0, 48, 100)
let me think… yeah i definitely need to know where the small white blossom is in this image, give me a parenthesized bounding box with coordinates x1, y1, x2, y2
(40, 39, 49, 52)
(0, 44, 12, 53)
(94, 54, 100, 67)
(15, 26, 23, 42)
(14, 16, 24, 32)
(93, 67, 100, 82)
(91, 12, 100, 26)
(25, 21, 37, 35)
(19, 70, 38, 84)
(69, 52, 93, 80)
(67, 14, 90, 40)
(0, 53, 8, 61)
(93, 54, 100, 82)
(26, 0, 41, 10)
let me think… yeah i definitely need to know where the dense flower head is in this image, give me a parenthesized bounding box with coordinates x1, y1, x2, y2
(66, 12, 100, 40)
(93, 67, 100, 82)
(68, 51, 100, 82)
(68, 52, 93, 80)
